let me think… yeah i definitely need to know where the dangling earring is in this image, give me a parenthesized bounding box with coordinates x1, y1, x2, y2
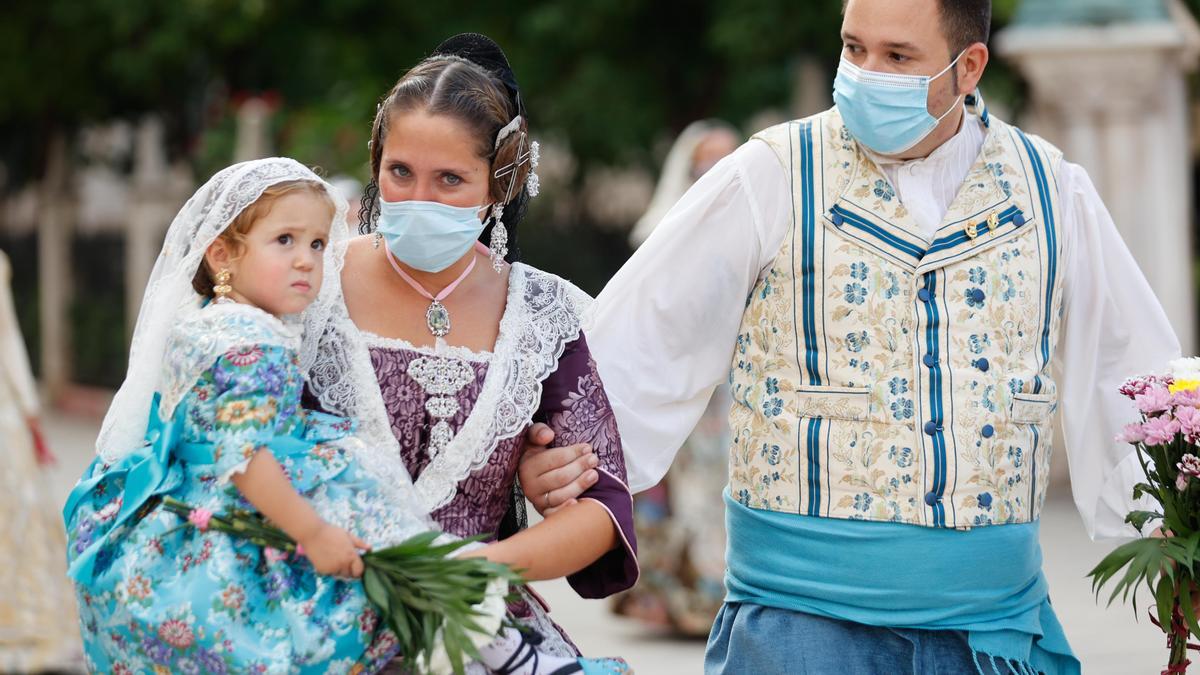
(373, 230, 382, 249)
(489, 205, 508, 274)
(214, 269, 233, 302)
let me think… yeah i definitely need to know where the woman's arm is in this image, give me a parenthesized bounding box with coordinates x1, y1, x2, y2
(470, 500, 617, 580)
(478, 333, 639, 595)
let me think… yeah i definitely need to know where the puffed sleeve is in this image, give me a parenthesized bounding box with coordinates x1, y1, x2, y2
(200, 343, 305, 483)
(1056, 161, 1182, 540)
(536, 333, 639, 598)
(585, 139, 792, 492)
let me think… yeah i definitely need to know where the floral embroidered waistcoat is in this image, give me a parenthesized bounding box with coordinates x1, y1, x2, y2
(730, 103, 1065, 529)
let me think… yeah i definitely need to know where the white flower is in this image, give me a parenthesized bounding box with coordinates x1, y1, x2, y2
(1169, 357, 1200, 380)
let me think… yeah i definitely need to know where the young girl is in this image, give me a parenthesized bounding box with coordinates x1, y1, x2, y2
(63, 158, 630, 675)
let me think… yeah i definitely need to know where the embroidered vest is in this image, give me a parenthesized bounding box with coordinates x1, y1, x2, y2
(730, 102, 1065, 529)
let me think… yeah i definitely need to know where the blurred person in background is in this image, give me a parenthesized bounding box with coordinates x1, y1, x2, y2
(612, 120, 739, 636)
(0, 248, 82, 672)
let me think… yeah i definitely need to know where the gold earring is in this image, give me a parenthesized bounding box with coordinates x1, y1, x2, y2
(214, 269, 232, 300)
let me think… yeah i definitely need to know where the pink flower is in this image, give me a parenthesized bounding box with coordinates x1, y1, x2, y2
(1121, 374, 1174, 400)
(1175, 387, 1200, 409)
(1178, 454, 1200, 478)
(187, 508, 213, 532)
(1179, 454, 1200, 491)
(1142, 415, 1181, 446)
(1136, 386, 1175, 416)
(1177, 406, 1200, 442)
(1116, 423, 1148, 444)
(263, 548, 287, 563)
(295, 544, 305, 558)
(157, 619, 194, 650)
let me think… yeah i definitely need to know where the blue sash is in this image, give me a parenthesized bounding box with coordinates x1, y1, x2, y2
(63, 393, 313, 582)
(724, 491, 1079, 674)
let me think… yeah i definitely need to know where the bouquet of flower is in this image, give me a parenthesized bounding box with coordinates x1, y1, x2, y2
(1089, 359, 1200, 674)
(160, 496, 522, 675)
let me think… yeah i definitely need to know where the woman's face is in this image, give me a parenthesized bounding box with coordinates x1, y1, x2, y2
(378, 109, 491, 209)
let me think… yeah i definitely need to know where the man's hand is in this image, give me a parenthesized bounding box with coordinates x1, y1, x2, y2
(518, 423, 599, 516)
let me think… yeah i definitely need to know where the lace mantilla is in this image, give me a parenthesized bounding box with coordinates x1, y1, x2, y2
(97, 158, 346, 463)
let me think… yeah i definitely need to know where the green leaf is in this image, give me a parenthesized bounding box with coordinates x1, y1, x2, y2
(1125, 510, 1165, 532)
(362, 567, 390, 615)
(1157, 577, 1176, 630)
(1181, 584, 1200, 640)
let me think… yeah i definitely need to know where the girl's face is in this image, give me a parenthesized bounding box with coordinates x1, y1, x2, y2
(208, 191, 333, 316)
(378, 109, 491, 210)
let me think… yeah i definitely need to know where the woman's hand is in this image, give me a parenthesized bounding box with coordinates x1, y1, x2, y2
(298, 523, 370, 578)
(517, 423, 599, 515)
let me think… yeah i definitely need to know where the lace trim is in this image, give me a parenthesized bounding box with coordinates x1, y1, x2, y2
(305, 239, 433, 520)
(414, 264, 592, 512)
(158, 302, 301, 426)
(361, 330, 493, 364)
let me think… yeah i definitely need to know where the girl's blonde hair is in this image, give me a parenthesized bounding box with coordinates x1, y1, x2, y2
(192, 179, 334, 296)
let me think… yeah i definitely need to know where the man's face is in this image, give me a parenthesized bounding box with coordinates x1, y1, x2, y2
(841, 0, 961, 121)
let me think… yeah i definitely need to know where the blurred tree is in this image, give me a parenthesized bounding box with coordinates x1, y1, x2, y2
(0, 0, 1028, 183)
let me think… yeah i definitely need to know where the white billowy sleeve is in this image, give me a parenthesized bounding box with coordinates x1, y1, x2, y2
(0, 251, 39, 417)
(1056, 162, 1181, 540)
(587, 140, 792, 493)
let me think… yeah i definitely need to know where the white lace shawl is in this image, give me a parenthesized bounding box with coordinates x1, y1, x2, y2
(305, 253, 593, 513)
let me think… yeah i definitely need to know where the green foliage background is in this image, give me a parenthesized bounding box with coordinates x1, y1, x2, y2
(0, 0, 1132, 386)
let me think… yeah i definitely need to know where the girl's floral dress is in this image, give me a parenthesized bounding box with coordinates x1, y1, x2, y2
(63, 304, 408, 674)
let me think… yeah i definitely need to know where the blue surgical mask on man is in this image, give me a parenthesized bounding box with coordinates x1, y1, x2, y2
(376, 199, 490, 273)
(832, 51, 965, 156)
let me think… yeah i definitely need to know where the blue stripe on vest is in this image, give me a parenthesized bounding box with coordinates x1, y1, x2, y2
(926, 204, 1022, 254)
(923, 271, 948, 527)
(829, 205, 927, 260)
(1030, 424, 1041, 514)
(798, 121, 823, 515)
(800, 122, 821, 387)
(1015, 130, 1057, 397)
(807, 417, 823, 517)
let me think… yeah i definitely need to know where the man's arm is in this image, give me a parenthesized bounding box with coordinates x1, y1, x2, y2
(1056, 160, 1182, 540)
(519, 137, 792, 510)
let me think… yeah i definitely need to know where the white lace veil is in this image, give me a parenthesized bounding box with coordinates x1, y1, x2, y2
(96, 158, 351, 463)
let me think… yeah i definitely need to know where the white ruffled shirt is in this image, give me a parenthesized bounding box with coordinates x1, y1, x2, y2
(587, 111, 1181, 541)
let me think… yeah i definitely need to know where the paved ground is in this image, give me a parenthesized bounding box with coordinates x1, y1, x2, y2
(41, 410, 1168, 673)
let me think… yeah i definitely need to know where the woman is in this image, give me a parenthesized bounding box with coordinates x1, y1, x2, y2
(0, 248, 82, 671)
(613, 121, 740, 636)
(303, 34, 638, 670)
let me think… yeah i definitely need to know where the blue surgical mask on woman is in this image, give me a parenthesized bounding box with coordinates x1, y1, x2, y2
(376, 199, 489, 273)
(832, 51, 965, 156)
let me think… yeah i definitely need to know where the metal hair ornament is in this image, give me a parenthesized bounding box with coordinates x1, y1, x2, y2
(488, 115, 540, 272)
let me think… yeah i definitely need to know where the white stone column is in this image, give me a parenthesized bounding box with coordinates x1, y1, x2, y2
(998, 17, 1200, 353)
(233, 97, 273, 162)
(37, 132, 74, 399)
(125, 116, 172, 339)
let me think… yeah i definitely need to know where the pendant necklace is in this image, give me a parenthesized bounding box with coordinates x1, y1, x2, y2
(383, 246, 476, 338)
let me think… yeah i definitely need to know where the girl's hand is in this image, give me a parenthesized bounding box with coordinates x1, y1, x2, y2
(298, 523, 370, 578)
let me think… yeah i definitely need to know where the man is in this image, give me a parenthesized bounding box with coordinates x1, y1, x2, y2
(520, 0, 1180, 672)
